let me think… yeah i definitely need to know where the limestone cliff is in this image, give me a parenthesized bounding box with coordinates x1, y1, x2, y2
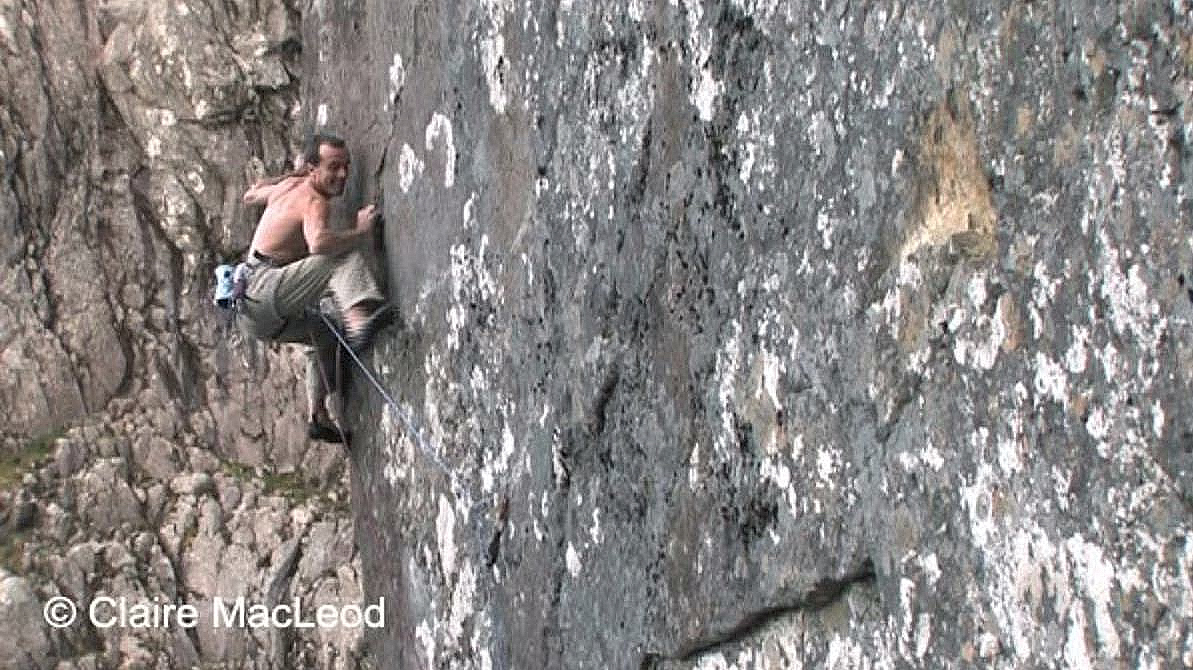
(307, 0, 1193, 668)
(1, 1, 363, 668)
(1, 0, 1191, 669)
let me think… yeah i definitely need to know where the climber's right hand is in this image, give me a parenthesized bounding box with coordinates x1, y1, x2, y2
(356, 204, 380, 233)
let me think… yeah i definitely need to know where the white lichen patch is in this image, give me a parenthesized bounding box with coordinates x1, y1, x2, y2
(425, 113, 457, 188)
(476, 0, 511, 115)
(681, 0, 721, 122)
(815, 446, 840, 490)
(687, 441, 702, 490)
(759, 456, 791, 490)
(445, 234, 499, 351)
(953, 279, 1009, 371)
(757, 348, 784, 428)
(551, 428, 566, 488)
(958, 460, 997, 548)
(0, 13, 13, 47)
(918, 553, 942, 586)
(897, 436, 946, 474)
(436, 495, 457, 577)
(588, 508, 603, 545)
(480, 419, 516, 494)
(914, 613, 933, 658)
(826, 633, 867, 668)
(399, 143, 425, 193)
(566, 542, 583, 577)
(876, 259, 926, 349)
(148, 108, 176, 127)
(1084, 405, 1110, 441)
(415, 619, 436, 668)
(1032, 353, 1068, 408)
(1097, 234, 1164, 354)
(388, 52, 406, 102)
(1064, 535, 1121, 661)
(184, 171, 204, 194)
(712, 320, 743, 461)
(1064, 324, 1091, 374)
(447, 561, 477, 644)
(759, 454, 801, 521)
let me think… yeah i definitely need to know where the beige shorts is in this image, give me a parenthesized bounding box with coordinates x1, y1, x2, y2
(237, 250, 383, 343)
(236, 249, 384, 410)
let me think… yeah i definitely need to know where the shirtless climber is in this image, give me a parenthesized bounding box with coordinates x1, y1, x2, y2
(237, 133, 392, 443)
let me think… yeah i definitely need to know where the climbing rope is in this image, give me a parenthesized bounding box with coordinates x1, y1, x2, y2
(311, 309, 452, 479)
(311, 306, 509, 654)
(311, 308, 501, 549)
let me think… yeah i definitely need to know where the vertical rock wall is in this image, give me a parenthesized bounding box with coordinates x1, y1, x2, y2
(305, 0, 1192, 668)
(0, 0, 310, 459)
(0, 2, 365, 668)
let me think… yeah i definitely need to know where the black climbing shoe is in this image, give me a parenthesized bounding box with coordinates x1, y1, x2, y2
(346, 303, 396, 352)
(308, 419, 350, 444)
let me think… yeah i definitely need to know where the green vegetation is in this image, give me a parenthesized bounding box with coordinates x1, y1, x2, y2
(0, 529, 30, 574)
(219, 460, 255, 482)
(220, 460, 332, 506)
(0, 428, 64, 573)
(261, 471, 320, 503)
(0, 427, 64, 491)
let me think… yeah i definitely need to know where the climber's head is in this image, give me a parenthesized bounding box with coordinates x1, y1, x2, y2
(304, 133, 350, 197)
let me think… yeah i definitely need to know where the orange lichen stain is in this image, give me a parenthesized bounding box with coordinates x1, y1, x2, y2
(998, 293, 1023, 353)
(900, 92, 997, 261)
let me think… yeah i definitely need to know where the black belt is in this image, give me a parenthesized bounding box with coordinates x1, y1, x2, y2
(251, 249, 280, 266)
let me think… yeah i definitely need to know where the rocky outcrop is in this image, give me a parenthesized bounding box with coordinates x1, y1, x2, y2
(305, 0, 1193, 668)
(0, 1, 362, 667)
(2, 423, 362, 669)
(3, 0, 1191, 668)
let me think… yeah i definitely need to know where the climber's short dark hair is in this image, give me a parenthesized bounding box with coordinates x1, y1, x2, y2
(303, 133, 347, 166)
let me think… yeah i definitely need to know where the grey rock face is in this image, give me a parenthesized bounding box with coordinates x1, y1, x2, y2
(2, 0, 1190, 667)
(303, 0, 1192, 668)
(0, 573, 53, 667)
(0, 0, 316, 455)
(2, 423, 364, 669)
(0, 1, 363, 668)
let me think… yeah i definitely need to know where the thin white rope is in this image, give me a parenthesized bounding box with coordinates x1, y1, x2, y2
(313, 310, 451, 477)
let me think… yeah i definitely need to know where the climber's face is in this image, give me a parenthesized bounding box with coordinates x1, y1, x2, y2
(310, 143, 350, 197)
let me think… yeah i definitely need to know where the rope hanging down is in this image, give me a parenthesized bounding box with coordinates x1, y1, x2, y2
(314, 309, 500, 579)
(312, 310, 451, 478)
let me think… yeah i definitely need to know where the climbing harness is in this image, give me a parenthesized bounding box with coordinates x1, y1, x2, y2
(213, 263, 250, 311)
(212, 263, 254, 380)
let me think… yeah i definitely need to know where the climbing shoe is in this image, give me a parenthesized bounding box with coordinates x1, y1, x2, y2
(346, 303, 396, 352)
(308, 419, 350, 444)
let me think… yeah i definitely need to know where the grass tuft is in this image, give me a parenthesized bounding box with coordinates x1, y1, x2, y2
(0, 427, 64, 491)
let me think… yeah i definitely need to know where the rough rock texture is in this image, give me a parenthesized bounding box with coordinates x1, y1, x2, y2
(3, 0, 1192, 668)
(0, 1, 363, 668)
(303, 0, 1193, 668)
